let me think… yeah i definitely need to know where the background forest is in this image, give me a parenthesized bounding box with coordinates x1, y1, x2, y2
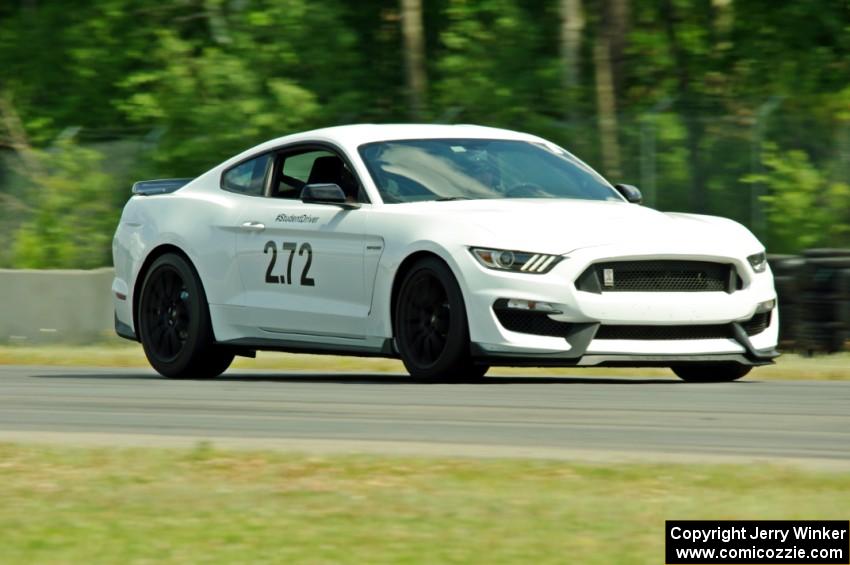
(1, 0, 849, 268)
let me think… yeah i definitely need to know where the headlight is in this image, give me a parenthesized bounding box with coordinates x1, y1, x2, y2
(747, 251, 767, 273)
(470, 247, 564, 274)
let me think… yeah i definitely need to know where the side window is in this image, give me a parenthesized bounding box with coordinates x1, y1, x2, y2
(276, 150, 335, 199)
(283, 151, 333, 183)
(222, 153, 271, 196)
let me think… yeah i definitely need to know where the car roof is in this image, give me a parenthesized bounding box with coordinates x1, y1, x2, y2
(236, 124, 541, 159)
(290, 123, 540, 145)
(214, 124, 551, 176)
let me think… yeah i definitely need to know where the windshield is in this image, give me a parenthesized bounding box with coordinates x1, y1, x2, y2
(358, 138, 622, 203)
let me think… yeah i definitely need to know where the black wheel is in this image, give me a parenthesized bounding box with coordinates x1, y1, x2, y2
(138, 253, 234, 379)
(394, 257, 488, 381)
(671, 363, 751, 382)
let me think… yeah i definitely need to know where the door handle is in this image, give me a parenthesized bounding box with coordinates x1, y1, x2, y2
(241, 221, 265, 232)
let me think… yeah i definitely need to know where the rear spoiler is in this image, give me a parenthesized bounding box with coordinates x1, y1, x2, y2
(131, 178, 193, 196)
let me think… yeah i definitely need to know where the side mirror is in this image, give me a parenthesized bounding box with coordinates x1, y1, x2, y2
(614, 183, 642, 204)
(300, 183, 359, 209)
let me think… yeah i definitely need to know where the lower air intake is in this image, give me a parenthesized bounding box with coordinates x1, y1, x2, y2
(494, 308, 771, 340)
(596, 312, 772, 341)
(595, 324, 731, 340)
(494, 308, 576, 338)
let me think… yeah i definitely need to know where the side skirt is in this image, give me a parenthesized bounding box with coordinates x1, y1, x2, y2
(217, 336, 397, 359)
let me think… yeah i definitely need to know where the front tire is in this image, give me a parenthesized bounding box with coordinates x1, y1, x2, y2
(138, 253, 234, 379)
(671, 363, 751, 382)
(394, 257, 488, 381)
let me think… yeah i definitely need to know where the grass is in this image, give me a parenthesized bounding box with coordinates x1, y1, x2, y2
(0, 443, 847, 564)
(0, 340, 849, 379)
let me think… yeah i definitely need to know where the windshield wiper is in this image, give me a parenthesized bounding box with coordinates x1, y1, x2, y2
(434, 196, 471, 201)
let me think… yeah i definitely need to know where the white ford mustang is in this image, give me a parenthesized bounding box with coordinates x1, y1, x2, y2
(112, 124, 778, 382)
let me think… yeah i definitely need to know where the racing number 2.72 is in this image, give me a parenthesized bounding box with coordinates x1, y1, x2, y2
(264, 241, 315, 286)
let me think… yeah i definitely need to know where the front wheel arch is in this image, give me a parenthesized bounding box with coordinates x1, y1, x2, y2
(389, 250, 471, 345)
(391, 254, 488, 380)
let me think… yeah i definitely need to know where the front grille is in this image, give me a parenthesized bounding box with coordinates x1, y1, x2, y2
(576, 260, 740, 293)
(494, 308, 577, 338)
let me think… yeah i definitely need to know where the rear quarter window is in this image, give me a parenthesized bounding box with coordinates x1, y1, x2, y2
(221, 153, 271, 196)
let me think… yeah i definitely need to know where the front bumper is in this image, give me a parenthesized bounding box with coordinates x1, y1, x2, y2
(470, 321, 779, 367)
(461, 245, 780, 367)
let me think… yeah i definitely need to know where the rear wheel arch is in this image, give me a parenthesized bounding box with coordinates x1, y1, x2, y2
(133, 245, 204, 337)
(136, 251, 233, 378)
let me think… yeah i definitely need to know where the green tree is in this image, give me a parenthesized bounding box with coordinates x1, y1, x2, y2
(11, 139, 117, 269)
(746, 145, 850, 253)
(2, 0, 850, 264)
(433, 0, 555, 127)
(118, 29, 319, 176)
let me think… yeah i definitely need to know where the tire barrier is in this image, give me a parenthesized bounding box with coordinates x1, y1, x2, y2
(769, 250, 850, 354)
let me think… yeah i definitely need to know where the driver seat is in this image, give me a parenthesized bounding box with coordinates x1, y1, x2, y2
(307, 156, 358, 201)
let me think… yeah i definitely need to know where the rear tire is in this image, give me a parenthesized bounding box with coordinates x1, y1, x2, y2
(138, 253, 234, 379)
(671, 363, 751, 382)
(394, 257, 487, 381)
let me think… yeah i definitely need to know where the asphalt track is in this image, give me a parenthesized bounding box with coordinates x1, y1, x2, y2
(1, 365, 849, 468)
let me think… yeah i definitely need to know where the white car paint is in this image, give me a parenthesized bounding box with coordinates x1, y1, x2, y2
(112, 124, 778, 368)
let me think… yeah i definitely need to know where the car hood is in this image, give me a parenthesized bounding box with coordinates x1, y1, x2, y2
(396, 199, 761, 256)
